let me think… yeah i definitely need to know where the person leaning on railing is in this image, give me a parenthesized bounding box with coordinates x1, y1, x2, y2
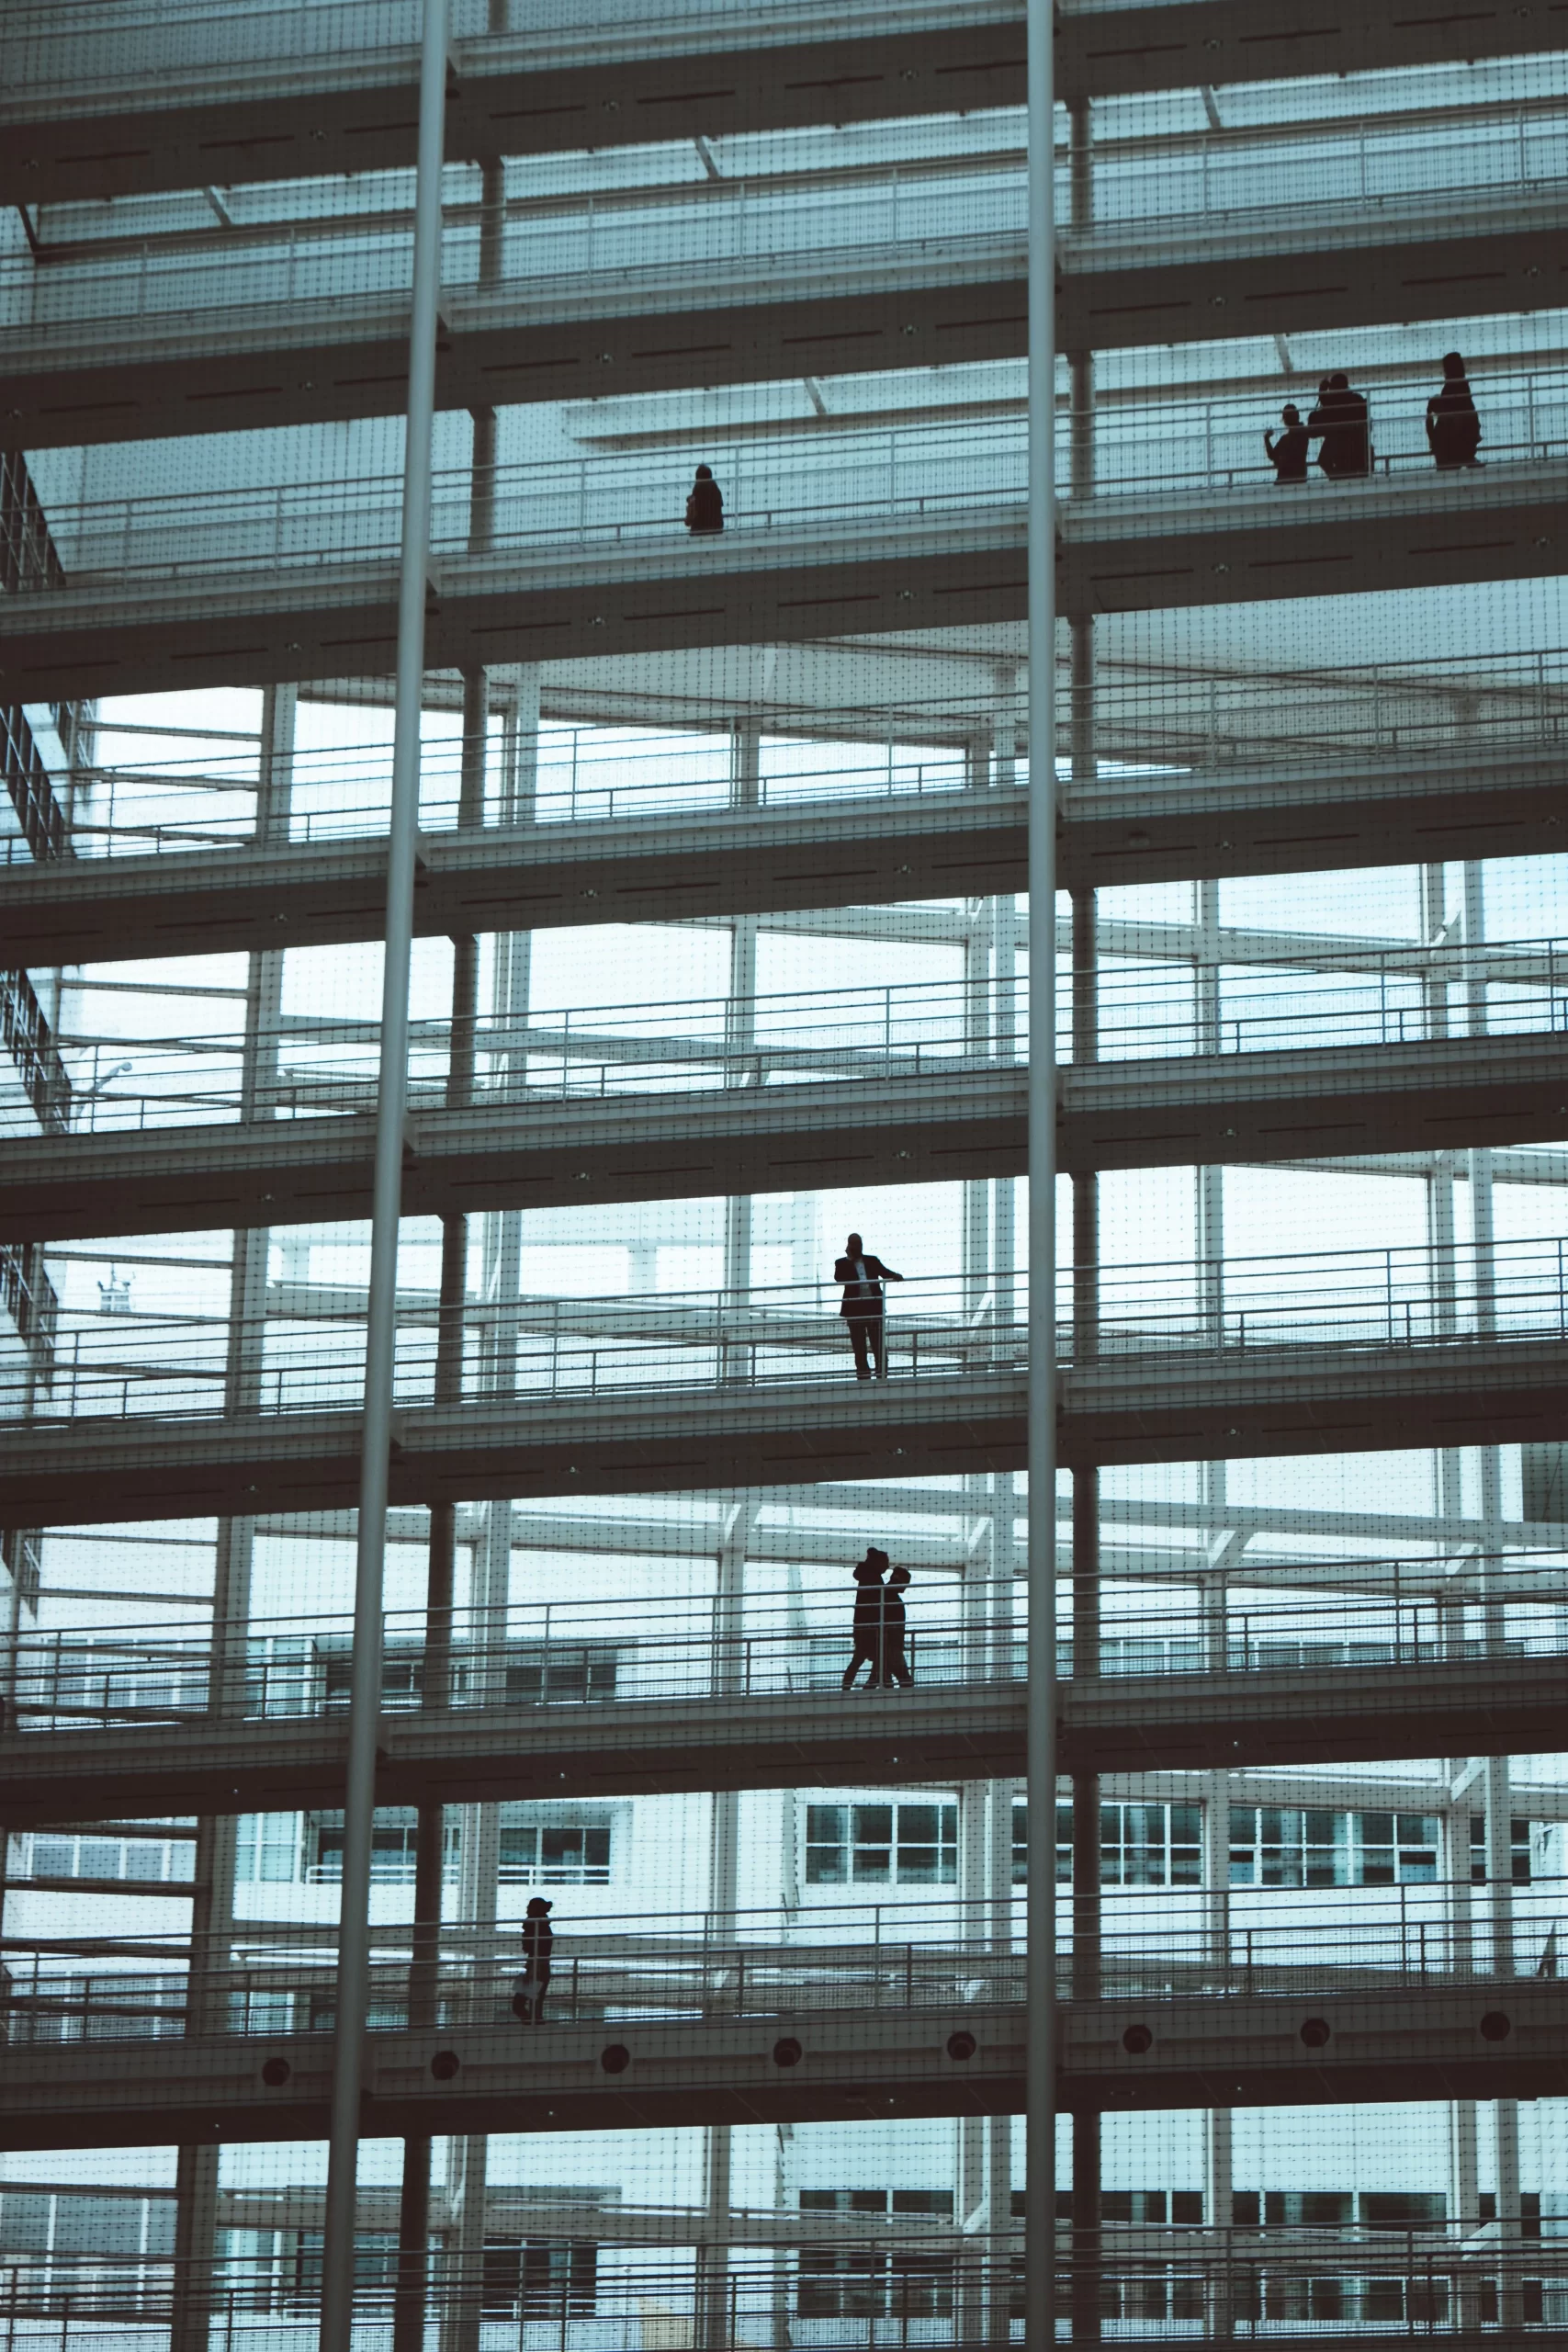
(834, 1230, 903, 1380)
(1307, 373, 1372, 480)
(1264, 403, 1309, 485)
(684, 463, 724, 533)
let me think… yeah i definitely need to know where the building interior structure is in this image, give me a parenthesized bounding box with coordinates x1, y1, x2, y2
(3, 0, 1568, 2342)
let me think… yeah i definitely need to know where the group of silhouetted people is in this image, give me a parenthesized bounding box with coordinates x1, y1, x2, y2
(1265, 354, 1482, 485)
(842, 1545, 916, 1690)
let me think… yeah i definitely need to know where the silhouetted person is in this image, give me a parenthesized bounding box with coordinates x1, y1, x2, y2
(882, 1564, 914, 1688)
(842, 1549, 889, 1690)
(513, 1895, 553, 2023)
(1265, 402, 1308, 484)
(835, 1231, 903, 1380)
(1427, 352, 1483, 469)
(1309, 371, 1371, 480)
(685, 463, 724, 534)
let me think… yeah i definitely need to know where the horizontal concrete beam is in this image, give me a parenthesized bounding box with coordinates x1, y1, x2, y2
(4, 1337, 1566, 1528)
(2, 1649, 1560, 1828)
(2, 0, 1541, 207)
(10, 188, 1559, 448)
(3, 1980, 1562, 2150)
(4, 1030, 1561, 1241)
(8, 468, 1565, 704)
(8, 742, 1565, 969)
(0, 787, 1025, 967)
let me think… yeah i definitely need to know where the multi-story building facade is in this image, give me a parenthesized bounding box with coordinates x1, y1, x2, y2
(3, 0, 1568, 2342)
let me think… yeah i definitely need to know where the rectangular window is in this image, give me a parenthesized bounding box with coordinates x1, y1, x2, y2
(18, 1827, 194, 1885)
(795, 2192, 953, 2319)
(807, 1802, 955, 1886)
(1360, 2193, 1447, 2229)
(482, 2240, 597, 2316)
(1229, 1810, 1439, 1888)
(1031, 1801, 1201, 1887)
(236, 1815, 300, 1883)
(320, 1643, 423, 1712)
(1470, 1815, 1532, 1884)
(497, 1820, 614, 1885)
(310, 1808, 419, 1884)
(290, 2233, 398, 2301)
(503, 1646, 618, 1706)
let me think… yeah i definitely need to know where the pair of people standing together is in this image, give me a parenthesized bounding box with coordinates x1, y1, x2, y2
(842, 1546, 914, 1690)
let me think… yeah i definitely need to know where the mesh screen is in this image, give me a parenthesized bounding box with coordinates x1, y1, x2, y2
(3, 4, 1567, 2342)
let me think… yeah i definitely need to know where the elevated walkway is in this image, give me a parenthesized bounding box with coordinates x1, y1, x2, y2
(2, 1646, 1561, 1827)
(9, 464, 1565, 704)
(3, 1026, 1562, 1240)
(4, 1978, 1562, 2150)
(6, 741, 1565, 967)
(5, 1330, 1566, 1527)
(9, 188, 1559, 448)
(2, 0, 1536, 206)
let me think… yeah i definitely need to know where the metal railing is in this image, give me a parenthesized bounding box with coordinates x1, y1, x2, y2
(28, 937, 1568, 1136)
(2, 2238, 1564, 2345)
(6, 1550, 1564, 1732)
(2, 1871, 1562, 2045)
(29, 641, 1568, 864)
(9, 1237, 1568, 1429)
(12, 378, 1568, 594)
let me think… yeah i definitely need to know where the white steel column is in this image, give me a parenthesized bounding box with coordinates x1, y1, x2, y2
(173, 679, 294, 2352)
(320, 4, 448, 2343)
(699, 720, 761, 2350)
(1024, 0, 1059, 2324)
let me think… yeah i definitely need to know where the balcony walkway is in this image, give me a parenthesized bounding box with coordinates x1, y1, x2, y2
(2, 1645, 1560, 1827)
(7, 740, 1565, 967)
(1, 0, 1534, 206)
(5, 1326, 1567, 1527)
(8, 462, 1566, 704)
(9, 187, 1559, 449)
(3, 1976, 1562, 2150)
(3, 1024, 1562, 1241)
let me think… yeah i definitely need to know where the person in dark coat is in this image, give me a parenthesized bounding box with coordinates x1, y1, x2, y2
(685, 463, 724, 534)
(841, 1549, 889, 1690)
(1308, 372, 1371, 480)
(882, 1564, 914, 1688)
(1264, 402, 1308, 484)
(513, 1895, 554, 2023)
(1427, 352, 1483, 469)
(834, 1231, 903, 1380)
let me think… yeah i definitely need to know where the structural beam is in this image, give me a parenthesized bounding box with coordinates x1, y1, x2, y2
(3, 0, 1545, 207)
(2, 1648, 1562, 1829)
(0, 787, 1027, 967)
(8, 467, 1566, 703)
(5, 1337, 1568, 1528)
(5, 1029, 1562, 1242)
(7, 743, 1564, 969)
(3, 1981, 1565, 2152)
(8, 188, 1561, 447)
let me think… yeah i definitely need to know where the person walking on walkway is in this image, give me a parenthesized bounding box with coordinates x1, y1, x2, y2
(842, 1549, 889, 1690)
(1308, 372, 1372, 480)
(513, 1895, 554, 2023)
(1264, 402, 1308, 483)
(835, 1231, 903, 1380)
(685, 463, 724, 533)
(882, 1564, 915, 1688)
(1427, 352, 1483, 469)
